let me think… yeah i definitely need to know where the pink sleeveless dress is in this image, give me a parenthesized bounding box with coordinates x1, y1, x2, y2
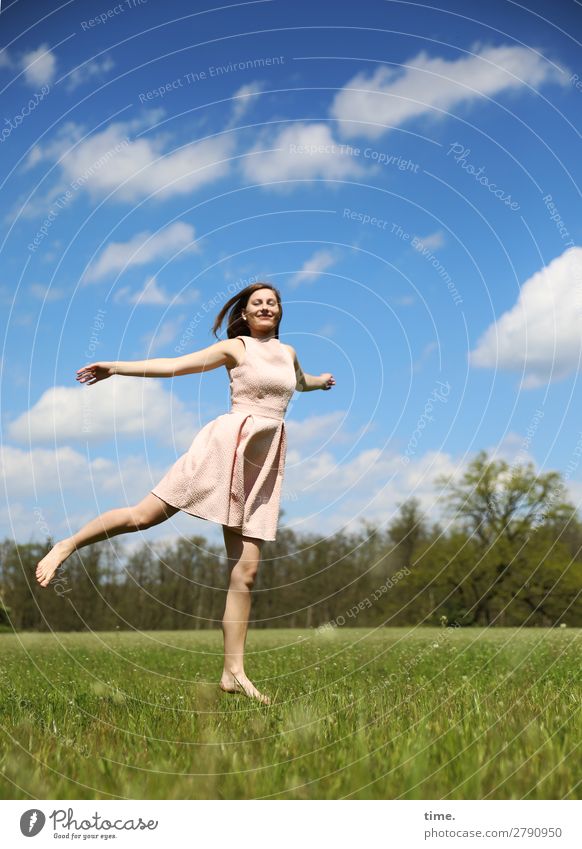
(150, 335, 296, 541)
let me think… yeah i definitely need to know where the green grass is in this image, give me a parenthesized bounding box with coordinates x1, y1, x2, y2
(0, 628, 579, 799)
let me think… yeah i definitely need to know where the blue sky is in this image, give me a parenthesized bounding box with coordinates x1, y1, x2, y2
(1, 0, 581, 549)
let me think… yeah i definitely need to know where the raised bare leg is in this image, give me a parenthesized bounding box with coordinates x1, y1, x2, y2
(219, 526, 270, 705)
(35, 493, 179, 587)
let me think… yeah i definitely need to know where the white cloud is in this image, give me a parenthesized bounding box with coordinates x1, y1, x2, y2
(469, 247, 582, 388)
(488, 431, 537, 467)
(228, 81, 264, 125)
(1, 444, 106, 497)
(0, 443, 235, 544)
(22, 113, 156, 172)
(330, 43, 568, 139)
(25, 146, 44, 170)
(70, 125, 233, 203)
(141, 315, 187, 355)
(0, 500, 50, 542)
(412, 230, 445, 251)
(20, 43, 57, 87)
(7, 379, 197, 449)
(316, 322, 336, 337)
(4, 435, 582, 546)
(288, 249, 338, 288)
(10, 114, 157, 222)
(29, 283, 67, 301)
(285, 410, 366, 452)
(114, 277, 169, 306)
(240, 122, 367, 187)
(85, 222, 198, 283)
(2, 418, 458, 542)
(65, 55, 115, 92)
(0, 49, 14, 69)
(393, 294, 416, 306)
(7, 158, 84, 225)
(21, 117, 234, 205)
(412, 341, 438, 374)
(283, 445, 460, 537)
(0, 444, 170, 503)
(0, 285, 14, 304)
(280, 402, 462, 537)
(114, 275, 200, 306)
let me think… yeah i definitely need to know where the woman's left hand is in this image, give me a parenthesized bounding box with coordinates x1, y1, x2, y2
(320, 373, 335, 391)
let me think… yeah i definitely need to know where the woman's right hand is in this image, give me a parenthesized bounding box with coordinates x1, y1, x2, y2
(76, 362, 116, 385)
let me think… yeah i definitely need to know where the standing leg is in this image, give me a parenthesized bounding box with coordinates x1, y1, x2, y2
(219, 525, 270, 705)
(35, 493, 179, 587)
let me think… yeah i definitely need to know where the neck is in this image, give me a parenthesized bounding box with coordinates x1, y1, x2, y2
(250, 332, 277, 341)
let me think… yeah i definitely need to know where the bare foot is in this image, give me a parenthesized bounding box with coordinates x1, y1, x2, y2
(35, 541, 72, 587)
(219, 671, 271, 705)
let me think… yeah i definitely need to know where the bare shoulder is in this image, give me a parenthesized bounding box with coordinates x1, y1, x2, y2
(221, 336, 246, 369)
(281, 342, 297, 363)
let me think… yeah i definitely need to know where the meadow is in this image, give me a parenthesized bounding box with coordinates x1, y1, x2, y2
(0, 627, 579, 800)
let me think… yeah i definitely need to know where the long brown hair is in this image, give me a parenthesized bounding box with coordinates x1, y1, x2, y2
(212, 281, 283, 339)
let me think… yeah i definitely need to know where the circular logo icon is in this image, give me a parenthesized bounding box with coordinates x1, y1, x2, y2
(20, 809, 46, 837)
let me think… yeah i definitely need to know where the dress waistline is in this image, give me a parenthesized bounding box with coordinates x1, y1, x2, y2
(229, 401, 285, 421)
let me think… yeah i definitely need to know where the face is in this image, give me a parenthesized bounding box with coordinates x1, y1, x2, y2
(241, 288, 281, 335)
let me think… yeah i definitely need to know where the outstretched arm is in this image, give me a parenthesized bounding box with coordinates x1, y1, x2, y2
(287, 345, 335, 392)
(76, 340, 236, 384)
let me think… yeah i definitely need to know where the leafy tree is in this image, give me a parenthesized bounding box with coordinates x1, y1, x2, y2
(435, 450, 575, 547)
(387, 497, 429, 571)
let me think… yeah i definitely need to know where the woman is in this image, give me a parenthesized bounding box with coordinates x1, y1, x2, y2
(35, 282, 335, 704)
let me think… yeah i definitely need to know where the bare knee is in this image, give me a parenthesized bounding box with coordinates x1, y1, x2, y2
(231, 560, 259, 589)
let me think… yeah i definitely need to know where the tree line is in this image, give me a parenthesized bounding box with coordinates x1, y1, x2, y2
(1, 451, 581, 631)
